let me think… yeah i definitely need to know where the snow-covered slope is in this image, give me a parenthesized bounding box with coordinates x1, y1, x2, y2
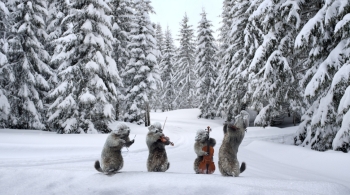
(0, 109, 349, 195)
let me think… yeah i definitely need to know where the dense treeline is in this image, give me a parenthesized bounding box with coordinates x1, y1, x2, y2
(0, 0, 349, 152)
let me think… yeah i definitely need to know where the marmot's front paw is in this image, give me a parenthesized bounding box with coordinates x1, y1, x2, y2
(125, 139, 134, 147)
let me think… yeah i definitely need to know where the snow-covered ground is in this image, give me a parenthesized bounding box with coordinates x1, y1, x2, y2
(1, 109, 349, 195)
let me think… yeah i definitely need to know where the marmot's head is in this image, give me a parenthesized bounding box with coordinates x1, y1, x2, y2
(195, 129, 208, 142)
(148, 122, 164, 138)
(234, 110, 250, 130)
(112, 123, 130, 138)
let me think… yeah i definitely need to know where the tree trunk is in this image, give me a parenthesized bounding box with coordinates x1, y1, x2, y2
(145, 102, 150, 127)
(115, 101, 119, 121)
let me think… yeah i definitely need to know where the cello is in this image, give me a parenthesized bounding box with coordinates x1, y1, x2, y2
(198, 126, 215, 174)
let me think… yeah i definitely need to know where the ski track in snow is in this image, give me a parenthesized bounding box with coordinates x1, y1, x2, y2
(0, 109, 350, 195)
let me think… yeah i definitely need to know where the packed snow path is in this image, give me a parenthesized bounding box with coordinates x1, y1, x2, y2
(1, 109, 349, 194)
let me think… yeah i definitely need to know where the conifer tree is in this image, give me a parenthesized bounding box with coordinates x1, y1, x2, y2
(109, 0, 134, 120)
(110, 0, 134, 72)
(122, 0, 160, 126)
(195, 11, 218, 119)
(6, 0, 51, 129)
(149, 22, 164, 111)
(48, 0, 121, 133)
(159, 26, 176, 111)
(247, 0, 303, 126)
(155, 23, 164, 63)
(295, 0, 350, 152)
(174, 13, 197, 109)
(216, 0, 253, 121)
(46, 0, 69, 56)
(215, 0, 235, 120)
(0, 1, 11, 127)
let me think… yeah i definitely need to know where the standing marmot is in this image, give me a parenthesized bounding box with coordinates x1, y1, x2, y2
(193, 129, 216, 174)
(94, 123, 134, 175)
(218, 110, 249, 177)
(146, 122, 171, 172)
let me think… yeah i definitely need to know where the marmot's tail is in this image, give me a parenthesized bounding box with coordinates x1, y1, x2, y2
(240, 162, 246, 173)
(94, 160, 103, 173)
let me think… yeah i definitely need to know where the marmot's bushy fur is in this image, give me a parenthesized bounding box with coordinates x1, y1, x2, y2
(94, 123, 134, 175)
(193, 129, 216, 174)
(146, 122, 170, 172)
(218, 110, 249, 177)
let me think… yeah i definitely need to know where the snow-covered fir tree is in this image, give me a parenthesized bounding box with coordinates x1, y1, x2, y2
(216, 0, 253, 121)
(6, 0, 51, 129)
(195, 10, 218, 119)
(46, 0, 70, 99)
(122, 0, 160, 126)
(246, 0, 303, 126)
(173, 13, 197, 109)
(159, 26, 176, 111)
(0, 1, 11, 127)
(46, 0, 69, 56)
(149, 22, 164, 111)
(215, 0, 235, 120)
(110, 0, 134, 73)
(155, 23, 164, 63)
(295, 0, 350, 152)
(109, 0, 134, 120)
(48, 0, 122, 134)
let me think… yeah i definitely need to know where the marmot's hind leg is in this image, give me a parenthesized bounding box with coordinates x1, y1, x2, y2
(104, 168, 118, 175)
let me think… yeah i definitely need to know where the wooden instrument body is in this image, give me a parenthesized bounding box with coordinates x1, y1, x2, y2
(198, 145, 215, 174)
(198, 126, 215, 174)
(160, 136, 174, 146)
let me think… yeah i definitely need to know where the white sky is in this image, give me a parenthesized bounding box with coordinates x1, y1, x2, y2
(149, 0, 223, 46)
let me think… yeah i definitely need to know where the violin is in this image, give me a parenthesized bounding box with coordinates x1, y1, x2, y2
(198, 126, 215, 174)
(160, 135, 174, 146)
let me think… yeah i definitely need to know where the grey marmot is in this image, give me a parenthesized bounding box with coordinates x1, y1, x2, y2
(218, 110, 249, 176)
(146, 122, 171, 172)
(94, 123, 134, 175)
(193, 129, 216, 174)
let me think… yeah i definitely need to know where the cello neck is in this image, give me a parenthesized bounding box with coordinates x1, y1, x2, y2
(207, 126, 211, 152)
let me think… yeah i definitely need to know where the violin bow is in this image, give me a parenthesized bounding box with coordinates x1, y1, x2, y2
(162, 117, 168, 130)
(126, 134, 137, 152)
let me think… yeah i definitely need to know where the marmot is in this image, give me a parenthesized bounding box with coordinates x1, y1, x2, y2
(94, 123, 134, 175)
(146, 122, 171, 172)
(193, 129, 216, 174)
(218, 110, 249, 177)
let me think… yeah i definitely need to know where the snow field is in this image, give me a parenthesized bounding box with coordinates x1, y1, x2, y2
(0, 109, 349, 195)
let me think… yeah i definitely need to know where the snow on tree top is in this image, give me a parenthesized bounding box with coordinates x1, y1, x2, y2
(81, 20, 93, 32)
(79, 90, 96, 103)
(86, 61, 100, 71)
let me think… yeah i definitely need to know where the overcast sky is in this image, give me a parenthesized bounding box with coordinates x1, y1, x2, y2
(149, 0, 223, 46)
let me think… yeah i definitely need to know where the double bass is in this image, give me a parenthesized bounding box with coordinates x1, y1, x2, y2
(198, 126, 215, 174)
